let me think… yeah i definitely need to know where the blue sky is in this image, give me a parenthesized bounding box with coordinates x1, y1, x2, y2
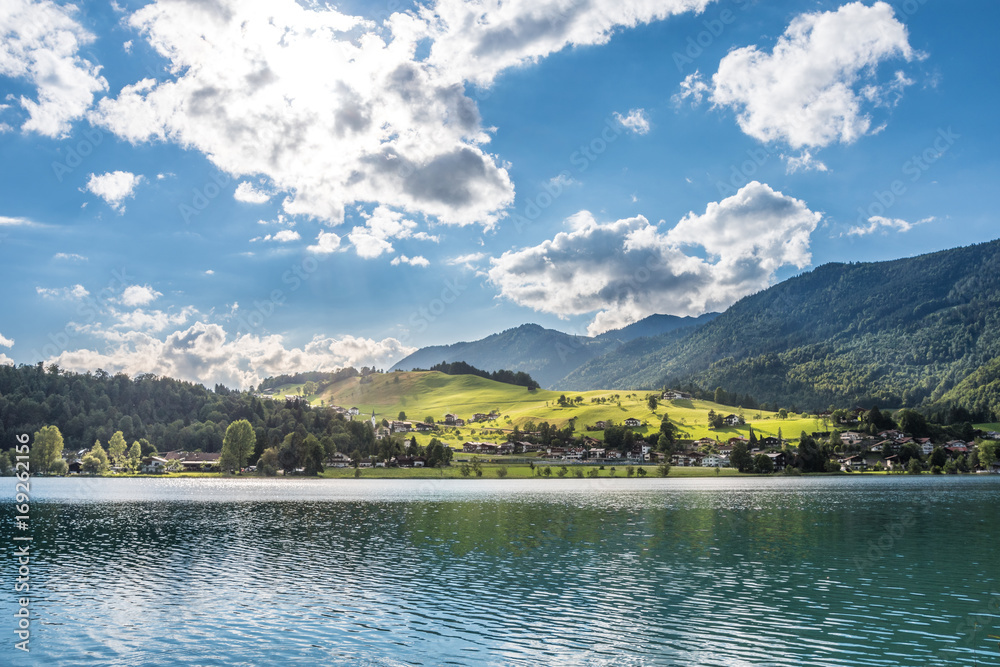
(0, 0, 997, 388)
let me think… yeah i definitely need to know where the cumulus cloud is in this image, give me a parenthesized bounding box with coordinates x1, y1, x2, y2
(37, 284, 89, 300)
(678, 2, 917, 160)
(234, 181, 273, 204)
(448, 252, 486, 270)
(391, 254, 430, 267)
(119, 284, 161, 307)
(85, 171, 143, 211)
(90, 0, 515, 227)
(307, 231, 342, 255)
(489, 181, 821, 334)
(614, 108, 650, 135)
(348, 206, 421, 259)
(0, 332, 13, 348)
(109, 306, 197, 333)
(45, 321, 416, 389)
(0, 0, 108, 137)
(848, 215, 933, 236)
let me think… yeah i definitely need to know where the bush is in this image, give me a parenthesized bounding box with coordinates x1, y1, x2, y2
(626, 465, 635, 477)
(353, 468, 361, 478)
(657, 463, 671, 477)
(496, 466, 508, 478)
(637, 467, 647, 477)
(557, 466, 567, 478)
(574, 469, 584, 478)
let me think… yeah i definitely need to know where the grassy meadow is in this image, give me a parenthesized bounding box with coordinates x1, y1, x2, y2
(270, 371, 828, 447)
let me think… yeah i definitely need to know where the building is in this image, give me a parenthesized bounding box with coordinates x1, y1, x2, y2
(723, 414, 745, 426)
(702, 453, 728, 467)
(444, 413, 459, 425)
(593, 420, 608, 430)
(759, 436, 782, 449)
(326, 452, 353, 468)
(348, 407, 360, 416)
(624, 417, 641, 428)
(663, 390, 692, 400)
(140, 456, 168, 473)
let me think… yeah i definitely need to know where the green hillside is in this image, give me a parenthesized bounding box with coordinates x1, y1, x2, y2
(561, 239, 1000, 418)
(283, 371, 820, 447)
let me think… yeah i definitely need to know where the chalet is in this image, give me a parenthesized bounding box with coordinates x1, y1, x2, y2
(663, 390, 692, 400)
(869, 440, 892, 453)
(582, 437, 601, 447)
(162, 451, 222, 471)
(945, 442, 969, 457)
(840, 431, 865, 446)
(140, 456, 168, 474)
(454, 418, 466, 427)
(413, 422, 433, 432)
(498, 442, 515, 455)
(839, 455, 866, 471)
(588, 448, 606, 459)
(348, 407, 360, 416)
(879, 430, 905, 441)
(594, 420, 609, 430)
(671, 451, 704, 467)
(516, 441, 541, 453)
(759, 436, 782, 449)
(723, 414, 745, 426)
(67, 459, 83, 473)
(544, 447, 567, 459)
(471, 413, 489, 423)
(884, 454, 903, 471)
(375, 426, 390, 440)
(717, 446, 734, 458)
(326, 452, 353, 468)
(603, 448, 624, 459)
(624, 417, 641, 428)
(703, 452, 728, 467)
(918, 438, 934, 456)
(565, 447, 585, 460)
(766, 452, 788, 471)
(463, 442, 499, 454)
(391, 421, 412, 433)
(357, 458, 374, 468)
(724, 437, 745, 446)
(395, 456, 426, 468)
(444, 413, 458, 425)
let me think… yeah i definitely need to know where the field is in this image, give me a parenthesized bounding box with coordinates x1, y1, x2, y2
(269, 371, 827, 446)
(318, 462, 744, 479)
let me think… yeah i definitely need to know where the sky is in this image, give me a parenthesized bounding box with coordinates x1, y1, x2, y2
(0, 0, 997, 389)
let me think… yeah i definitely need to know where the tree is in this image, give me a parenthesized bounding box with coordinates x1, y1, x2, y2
(81, 440, 109, 475)
(220, 419, 256, 473)
(753, 453, 774, 474)
(906, 457, 924, 475)
(896, 409, 930, 438)
(257, 447, 280, 476)
(707, 409, 717, 429)
(978, 440, 999, 470)
(647, 394, 658, 411)
(930, 446, 947, 469)
(778, 408, 788, 420)
(730, 442, 752, 473)
(127, 441, 142, 472)
(398, 411, 407, 420)
(32, 425, 64, 474)
(496, 466, 508, 478)
(108, 431, 128, 469)
(300, 434, 325, 475)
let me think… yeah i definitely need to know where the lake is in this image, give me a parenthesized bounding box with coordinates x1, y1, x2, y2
(3, 476, 999, 666)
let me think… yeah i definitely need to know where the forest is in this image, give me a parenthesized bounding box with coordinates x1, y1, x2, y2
(0, 363, 378, 467)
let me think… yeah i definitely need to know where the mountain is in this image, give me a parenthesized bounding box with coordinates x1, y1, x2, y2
(389, 313, 717, 389)
(561, 239, 1000, 418)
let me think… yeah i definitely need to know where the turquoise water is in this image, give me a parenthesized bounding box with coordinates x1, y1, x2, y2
(2, 476, 999, 666)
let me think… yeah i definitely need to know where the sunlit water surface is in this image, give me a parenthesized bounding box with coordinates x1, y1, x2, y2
(3, 476, 999, 666)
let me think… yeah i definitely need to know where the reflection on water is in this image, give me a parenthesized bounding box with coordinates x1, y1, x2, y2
(2, 477, 999, 666)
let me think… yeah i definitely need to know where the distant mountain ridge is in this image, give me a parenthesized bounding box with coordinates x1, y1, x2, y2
(389, 313, 718, 389)
(562, 239, 1000, 418)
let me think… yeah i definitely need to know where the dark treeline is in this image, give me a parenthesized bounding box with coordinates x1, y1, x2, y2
(256, 367, 365, 392)
(422, 361, 541, 390)
(0, 363, 378, 463)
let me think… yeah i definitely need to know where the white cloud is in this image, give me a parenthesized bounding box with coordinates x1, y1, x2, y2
(0, 0, 108, 137)
(91, 0, 515, 228)
(119, 284, 161, 307)
(205, 269, 214, 275)
(848, 215, 933, 237)
(421, 0, 713, 86)
(251, 229, 301, 243)
(85, 171, 143, 211)
(679, 2, 917, 157)
(109, 306, 196, 333)
(53, 252, 87, 261)
(123, 40, 133, 53)
(448, 252, 486, 270)
(614, 108, 650, 135)
(234, 181, 273, 204)
(45, 321, 416, 389)
(0, 332, 13, 348)
(307, 231, 342, 255)
(348, 206, 420, 259)
(391, 254, 430, 267)
(0, 215, 41, 227)
(37, 284, 89, 300)
(489, 181, 821, 334)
